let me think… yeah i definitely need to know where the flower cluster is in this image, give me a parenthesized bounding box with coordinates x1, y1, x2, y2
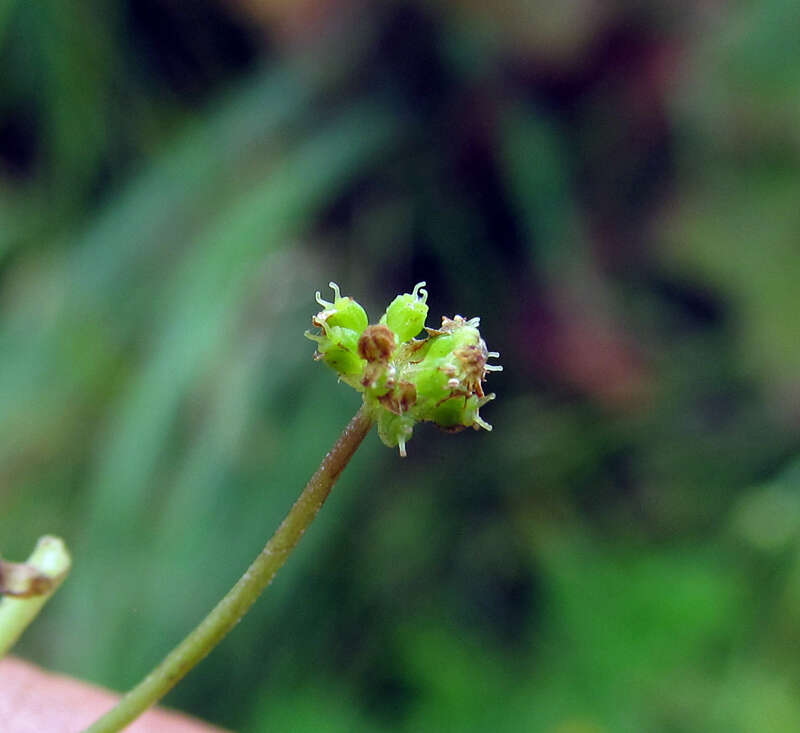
(306, 282, 501, 456)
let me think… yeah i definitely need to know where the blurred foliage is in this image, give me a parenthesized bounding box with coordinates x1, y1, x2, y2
(2, 1, 800, 731)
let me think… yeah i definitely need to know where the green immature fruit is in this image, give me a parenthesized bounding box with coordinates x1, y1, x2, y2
(307, 283, 502, 455)
(380, 281, 429, 342)
(413, 318, 490, 393)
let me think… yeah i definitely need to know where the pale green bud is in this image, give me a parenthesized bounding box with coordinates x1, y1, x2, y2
(377, 411, 415, 458)
(380, 281, 429, 343)
(305, 283, 369, 379)
(314, 282, 368, 334)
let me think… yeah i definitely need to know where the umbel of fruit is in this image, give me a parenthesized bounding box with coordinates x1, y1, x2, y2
(306, 282, 502, 456)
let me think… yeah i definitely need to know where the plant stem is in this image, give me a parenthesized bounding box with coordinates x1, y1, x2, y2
(0, 536, 72, 658)
(84, 405, 374, 733)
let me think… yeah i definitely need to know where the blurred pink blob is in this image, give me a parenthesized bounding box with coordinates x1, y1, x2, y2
(0, 657, 227, 733)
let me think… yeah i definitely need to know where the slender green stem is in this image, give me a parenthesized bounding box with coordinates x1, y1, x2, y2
(0, 536, 72, 658)
(84, 405, 374, 733)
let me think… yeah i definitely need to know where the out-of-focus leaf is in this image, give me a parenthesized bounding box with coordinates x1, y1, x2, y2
(661, 167, 800, 393)
(0, 67, 318, 480)
(731, 458, 800, 553)
(498, 104, 581, 269)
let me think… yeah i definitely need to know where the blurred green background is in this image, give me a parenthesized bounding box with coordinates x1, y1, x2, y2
(2, 1, 800, 731)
